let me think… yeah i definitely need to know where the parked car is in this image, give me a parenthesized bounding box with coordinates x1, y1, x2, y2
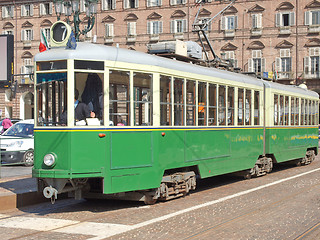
(0, 119, 34, 166)
(0, 118, 22, 133)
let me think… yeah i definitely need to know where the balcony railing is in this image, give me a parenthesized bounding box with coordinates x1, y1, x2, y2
(279, 26, 291, 35)
(308, 25, 320, 33)
(251, 28, 262, 36)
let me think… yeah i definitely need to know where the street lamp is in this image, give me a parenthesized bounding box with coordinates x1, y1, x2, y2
(53, 0, 97, 41)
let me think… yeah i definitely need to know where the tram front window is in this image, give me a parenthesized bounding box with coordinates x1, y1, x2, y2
(36, 72, 67, 126)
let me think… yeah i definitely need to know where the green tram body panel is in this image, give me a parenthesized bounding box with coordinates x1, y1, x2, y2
(265, 127, 318, 163)
(34, 126, 320, 195)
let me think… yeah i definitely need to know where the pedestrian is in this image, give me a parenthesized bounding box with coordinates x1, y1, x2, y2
(2, 115, 13, 133)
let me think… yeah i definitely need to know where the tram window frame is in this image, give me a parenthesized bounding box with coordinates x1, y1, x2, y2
(254, 91, 260, 125)
(198, 82, 207, 126)
(186, 80, 196, 126)
(160, 75, 172, 126)
(245, 89, 252, 125)
(109, 70, 130, 126)
(311, 100, 315, 125)
(133, 72, 153, 126)
(174, 78, 185, 126)
(218, 85, 226, 126)
(284, 96, 289, 125)
(227, 87, 234, 126)
(36, 72, 68, 127)
(238, 88, 244, 126)
(208, 83, 217, 126)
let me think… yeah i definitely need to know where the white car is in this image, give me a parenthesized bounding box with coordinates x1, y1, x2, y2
(0, 119, 34, 166)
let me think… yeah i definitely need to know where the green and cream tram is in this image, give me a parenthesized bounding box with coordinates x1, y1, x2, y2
(32, 22, 319, 204)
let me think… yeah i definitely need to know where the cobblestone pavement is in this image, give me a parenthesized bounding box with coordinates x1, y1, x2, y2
(1, 156, 320, 240)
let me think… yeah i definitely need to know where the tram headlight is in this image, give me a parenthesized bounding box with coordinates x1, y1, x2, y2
(44, 153, 56, 167)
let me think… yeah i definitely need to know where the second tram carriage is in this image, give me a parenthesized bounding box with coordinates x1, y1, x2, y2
(33, 23, 319, 204)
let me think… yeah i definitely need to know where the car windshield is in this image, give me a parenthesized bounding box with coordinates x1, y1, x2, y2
(3, 123, 34, 137)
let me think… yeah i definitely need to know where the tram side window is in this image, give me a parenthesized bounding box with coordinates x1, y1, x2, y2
(274, 94, 279, 125)
(133, 72, 153, 126)
(174, 78, 184, 126)
(228, 87, 234, 126)
(301, 99, 305, 125)
(160, 75, 172, 126)
(109, 70, 130, 126)
(284, 96, 289, 125)
(208, 83, 217, 125)
(254, 91, 260, 125)
(245, 89, 251, 125)
(311, 101, 315, 125)
(295, 98, 299, 125)
(36, 72, 67, 126)
(309, 100, 312, 125)
(290, 97, 295, 125)
(218, 85, 226, 126)
(305, 99, 309, 125)
(315, 101, 319, 125)
(186, 80, 196, 126)
(74, 72, 104, 126)
(238, 88, 244, 126)
(279, 95, 284, 125)
(198, 82, 207, 126)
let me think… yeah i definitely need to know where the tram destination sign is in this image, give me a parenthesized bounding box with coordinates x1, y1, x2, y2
(0, 35, 14, 87)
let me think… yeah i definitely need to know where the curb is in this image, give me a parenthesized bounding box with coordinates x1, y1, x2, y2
(0, 191, 48, 211)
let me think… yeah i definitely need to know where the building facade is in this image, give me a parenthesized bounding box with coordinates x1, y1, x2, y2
(1, 0, 320, 119)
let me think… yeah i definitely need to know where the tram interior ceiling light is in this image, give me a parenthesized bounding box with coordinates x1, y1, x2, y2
(53, 0, 98, 41)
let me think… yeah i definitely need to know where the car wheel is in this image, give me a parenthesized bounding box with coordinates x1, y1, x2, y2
(23, 150, 34, 166)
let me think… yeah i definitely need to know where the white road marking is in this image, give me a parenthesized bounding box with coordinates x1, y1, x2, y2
(0, 216, 78, 231)
(54, 222, 134, 239)
(0, 167, 319, 239)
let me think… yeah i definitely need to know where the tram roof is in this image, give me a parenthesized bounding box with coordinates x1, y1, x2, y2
(35, 43, 318, 98)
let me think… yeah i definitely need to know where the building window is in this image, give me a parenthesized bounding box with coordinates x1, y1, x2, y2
(200, 18, 212, 32)
(41, 28, 50, 41)
(147, 21, 163, 35)
(275, 12, 295, 27)
(2, 30, 13, 35)
(21, 29, 33, 41)
(170, 19, 187, 33)
(2, 6, 14, 18)
(40, 3, 53, 15)
(124, 0, 138, 9)
(21, 4, 34, 17)
(221, 16, 238, 30)
(276, 49, 292, 79)
(252, 13, 262, 29)
(102, 0, 116, 10)
(170, 0, 186, 5)
(305, 47, 320, 78)
(221, 51, 237, 68)
(127, 22, 136, 36)
(147, 0, 162, 7)
(248, 50, 265, 75)
(21, 58, 33, 74)
(305, 10, 320, 25)
(105, 23, 114, 38)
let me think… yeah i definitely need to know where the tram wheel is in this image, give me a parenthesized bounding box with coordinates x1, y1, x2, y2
(23, 150, 34, 166)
